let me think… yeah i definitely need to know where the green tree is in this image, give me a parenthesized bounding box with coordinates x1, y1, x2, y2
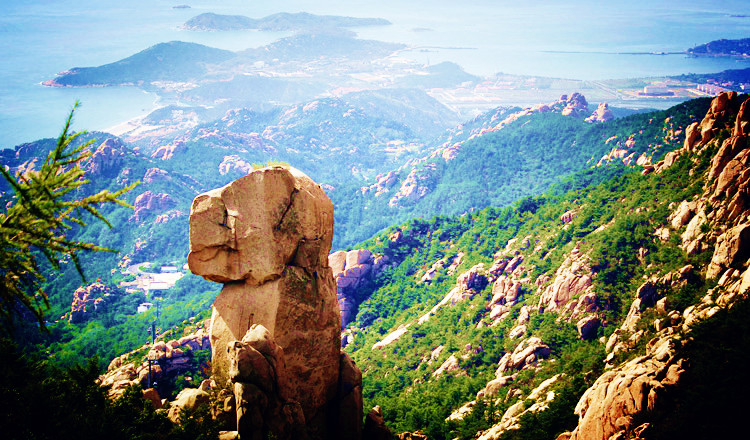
(0, 102, 137, 331)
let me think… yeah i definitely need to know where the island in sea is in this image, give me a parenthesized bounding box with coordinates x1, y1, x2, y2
(181, 11, 391, 32)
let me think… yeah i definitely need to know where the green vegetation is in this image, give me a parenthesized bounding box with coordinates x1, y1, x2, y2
(343, 97, 726, 437)
(687, 37, 750, 56)
(332, 97, 711, 247)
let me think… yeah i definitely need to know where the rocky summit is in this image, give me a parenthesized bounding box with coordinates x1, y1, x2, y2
(187, 165, 362, 439)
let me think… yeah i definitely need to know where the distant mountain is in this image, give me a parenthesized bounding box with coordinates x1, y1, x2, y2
(182, 11, 390, 31)
(43, 41, 235, 87)
(341, 88, 461, 139)
(42, 33, 403, 93)
(151, 96, 432, 192)
(687, 37, 750, 57)
(672, 66, 750, 89)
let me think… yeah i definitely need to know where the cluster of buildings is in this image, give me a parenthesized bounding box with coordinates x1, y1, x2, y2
(118, 264, 186, 313)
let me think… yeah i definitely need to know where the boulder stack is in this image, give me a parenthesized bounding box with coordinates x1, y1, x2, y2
(188, 166, 361, 439)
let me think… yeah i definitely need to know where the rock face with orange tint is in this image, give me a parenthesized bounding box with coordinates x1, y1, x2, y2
(188, 166, 360, 439)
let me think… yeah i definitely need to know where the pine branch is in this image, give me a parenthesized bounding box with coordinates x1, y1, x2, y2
(0, 102, 138, 333)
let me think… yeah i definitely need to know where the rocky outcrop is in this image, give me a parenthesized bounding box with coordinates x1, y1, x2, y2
(564, 276, 742, 440)
(363, 406, 392, 440)
(561, 93, 589, 118)
(706, 224, 750, 279)
(168, 388, 210, 423)
(476, 375, 560, 439)
(418, 263, 488, 324)
(100, 327, 211, 399)
(151, 140, 186, 161)
(419, 253, 461, 283)
(187, 166, 360, 439)
(597, 134, 637, 167)
(537, 247, 594, 317)
(388, 163, 437, 207)
(330, 249, 388, 328)
(143, 167, 170, 184)
(432, 344, 482, 378)
(360, 171, 398, 197)
(69, 282, 111, 323)
(560, 209, 578, 224)
(87, 138, 125, 177)
(560, 93, 750, 440)
(496, 337, 550, 373)
(133, 191, 177, 223)
(486, 275, 522, 324)
(655, 91, 742, 174)
(228, 324, 308, 439)
(218, 155, 254, 176)
(585, 102, 614, 123)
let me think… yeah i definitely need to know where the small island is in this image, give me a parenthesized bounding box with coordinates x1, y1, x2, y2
(182, 11, 391, 32)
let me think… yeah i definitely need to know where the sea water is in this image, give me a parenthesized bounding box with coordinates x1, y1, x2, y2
(1, 0, 749, 148)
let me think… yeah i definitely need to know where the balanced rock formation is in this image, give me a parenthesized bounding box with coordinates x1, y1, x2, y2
(188, 166, 361, 439)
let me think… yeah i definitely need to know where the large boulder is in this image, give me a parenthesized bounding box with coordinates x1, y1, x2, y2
(706, 223, 750, 279)
(188, 166, 333, 284)
(228, 326, 362, 440)
(168, 388, 210, 423)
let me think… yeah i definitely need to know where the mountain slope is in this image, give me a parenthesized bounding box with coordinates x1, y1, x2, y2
(340, 91, 750, 439)
(332, 94, 711, 247)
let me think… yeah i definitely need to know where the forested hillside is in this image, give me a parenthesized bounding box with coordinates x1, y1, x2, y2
(332, 96, 711, 246)
(339, 91, 750, 439)
(3, 93, 709, 371)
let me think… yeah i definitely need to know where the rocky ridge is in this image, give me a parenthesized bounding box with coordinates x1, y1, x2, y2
(341, 92, 748, 439)
(359, 92, 608, 208)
